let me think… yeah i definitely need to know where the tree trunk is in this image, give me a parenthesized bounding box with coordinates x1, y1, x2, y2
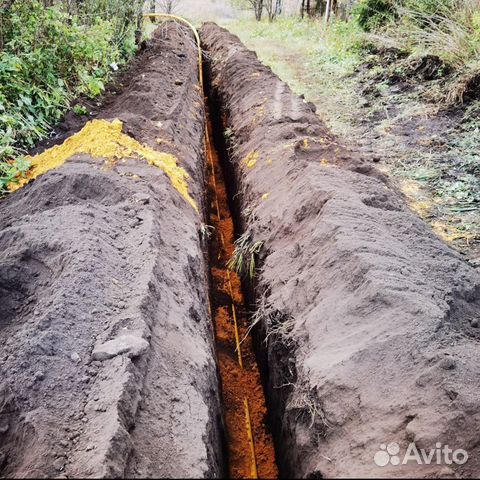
(300, 0, 305, 18)
(275, 0, 282, 16)
(325, 0, 331, 22)
(315, 0, 326, 16)
(332, 0, 338, 16)
(268, 0, 275, 21)
(255, 0, 263, 21)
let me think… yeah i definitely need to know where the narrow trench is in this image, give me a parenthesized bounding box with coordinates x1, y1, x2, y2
(204, 94, 279, 478)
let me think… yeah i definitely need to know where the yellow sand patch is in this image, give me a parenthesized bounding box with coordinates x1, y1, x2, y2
(399, 178, 476, 245)
(400, 180, 431, 217)
(10, 119, 197, 212)
(156, 137, 173, 147)
(431, 220, 476, 244)
(282, 141, 295, 150)
(243, 151, 259, 169)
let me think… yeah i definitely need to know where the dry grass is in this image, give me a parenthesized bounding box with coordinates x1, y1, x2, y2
(446, 64, 480, 104)
(286, 387, 331, 431)
(372, 1, 480, 68)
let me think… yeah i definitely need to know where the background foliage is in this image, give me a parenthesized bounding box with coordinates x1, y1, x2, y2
(0, 0, 143, 193)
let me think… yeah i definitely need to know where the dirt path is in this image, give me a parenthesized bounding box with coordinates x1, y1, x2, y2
(201, 22, 480, 478)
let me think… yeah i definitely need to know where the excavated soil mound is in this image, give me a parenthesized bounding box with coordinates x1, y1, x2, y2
(0, 24, 223, 478)
(201, 23, 480, 478)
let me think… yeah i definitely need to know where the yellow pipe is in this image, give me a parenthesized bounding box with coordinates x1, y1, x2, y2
(244, 399, 259, 479)
(231, 303, 243, 369)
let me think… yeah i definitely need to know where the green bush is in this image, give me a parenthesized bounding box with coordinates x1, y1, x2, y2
(0, 157, 30, 195)
(354, 0, 456, 32)
(0, 0, 142, 189)
(403, 0, 454, 18)
(353, 0, 398, 32)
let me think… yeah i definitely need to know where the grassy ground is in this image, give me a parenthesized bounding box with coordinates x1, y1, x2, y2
(226, 17, 480, 264)
(226, 18, 362, 129)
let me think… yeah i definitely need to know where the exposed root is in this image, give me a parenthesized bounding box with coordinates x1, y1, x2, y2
(245, 293, 297, 348)
(199, 222, 214, 241)
(287, 388, 331, 431)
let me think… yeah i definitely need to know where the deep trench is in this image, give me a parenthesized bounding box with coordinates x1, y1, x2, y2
(203, 66, 280, 479)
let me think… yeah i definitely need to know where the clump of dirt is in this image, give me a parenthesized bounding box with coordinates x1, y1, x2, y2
(361, 51, 450, 85)
(201, 23, 480, 478)
(0, 23, 223, 478)
(445, 66, 480, 105)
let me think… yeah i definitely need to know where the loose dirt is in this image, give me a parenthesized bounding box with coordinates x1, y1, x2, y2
(201, 23, 480, 478)
(0, 24, 223, 478)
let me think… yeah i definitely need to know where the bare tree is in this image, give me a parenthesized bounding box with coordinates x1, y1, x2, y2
(325, 0, 332, 21)
(300, 0, 312, 18)
(253, 0, 264, 20)
(315, 0, 326, 15)
(275, 0, 282, 15)
(324, 0, 339, 21)
(264, 0, 282, 21)
(157, 0, 181, 14)
(239, 0, 264, 20)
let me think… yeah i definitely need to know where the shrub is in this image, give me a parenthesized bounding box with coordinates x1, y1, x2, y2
(403, 0, 455, 19)
(362, 0, 480, 73)
(353, 0, 398, 32)
(391, 0, 480, 67)
(0, 0, 142, 187)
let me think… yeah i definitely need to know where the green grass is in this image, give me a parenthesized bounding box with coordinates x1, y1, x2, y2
(227, 17, 366, 134)
(0, 157, 30, 196)
(227, 231, 263, 280)
(227, 17, 364, 91)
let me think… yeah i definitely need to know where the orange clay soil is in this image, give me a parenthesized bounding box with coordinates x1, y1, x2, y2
(205, 109, 278, 479)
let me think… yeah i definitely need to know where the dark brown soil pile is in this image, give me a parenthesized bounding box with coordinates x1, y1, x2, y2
(0, 24, 223, 478)
(201, 23, 480, 478)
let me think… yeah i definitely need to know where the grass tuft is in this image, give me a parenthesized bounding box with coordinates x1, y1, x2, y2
(227, 231, 263, 279)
